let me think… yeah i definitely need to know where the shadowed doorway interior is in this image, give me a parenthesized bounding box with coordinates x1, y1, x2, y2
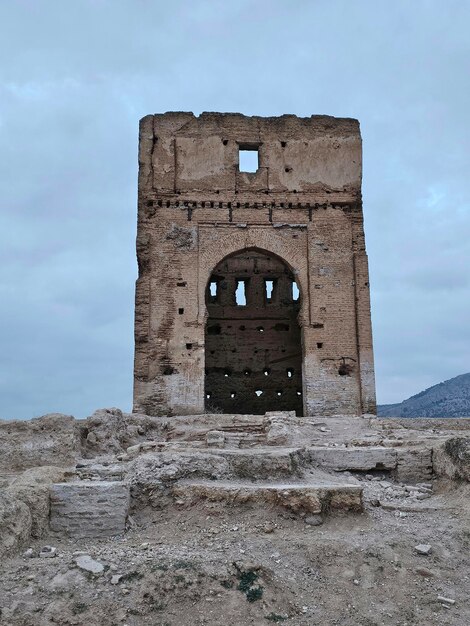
(205, 249, 303, 416)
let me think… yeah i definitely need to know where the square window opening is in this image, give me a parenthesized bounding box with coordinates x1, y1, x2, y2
(265, 279, 275, 301)
(239, 148, 259, 173)
(292, 281, 300, 301)
(235, 280, 247, 306)
(209, 281, 218, 299)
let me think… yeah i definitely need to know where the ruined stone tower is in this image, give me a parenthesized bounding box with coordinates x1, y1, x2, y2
(133, 112, 376, 417)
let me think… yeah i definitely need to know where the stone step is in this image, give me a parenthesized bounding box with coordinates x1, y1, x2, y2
(306, 446, 433, 481)
(180, 430, 268, 448)
(171, 474, 363, 515)
(69, 443, 432, 495)
(50, 481, 130, 538)
(306, 446, 398, 471)
(75, 462, 126, 481)
(117, 444, 432, 483)
(212, 448, 301, 479)
(176, 445, 398, 479)
(192, 445, 431, 481)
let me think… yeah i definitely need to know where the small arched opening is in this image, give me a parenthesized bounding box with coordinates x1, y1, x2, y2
(204, 248, 303, 415)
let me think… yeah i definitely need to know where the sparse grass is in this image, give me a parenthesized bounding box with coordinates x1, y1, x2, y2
(72, 602, 88, 615)
(233, 563, 264, 603)
(173, 573, 194, 589)
(121, 570, 144, 582)
(246, 586, 264, 602)
(151, 562, 169, 572)
(237, 570, 258, 593)
(173, 559, 197, 570)
(128, 608, 141, 616)
(265, 614, 288, 623)
(220, 579, 234, 589)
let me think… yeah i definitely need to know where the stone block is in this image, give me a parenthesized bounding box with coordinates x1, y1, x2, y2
(307, 446, 397, 471)
(395, 448, 433, 482)
(206, 430, 226, 448)
(216, 448, 298, 479)
(49, 481, 129, 538)
(433, 437, 470, 481)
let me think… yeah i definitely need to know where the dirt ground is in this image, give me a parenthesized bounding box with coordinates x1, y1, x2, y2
(1, 476, 469, 626)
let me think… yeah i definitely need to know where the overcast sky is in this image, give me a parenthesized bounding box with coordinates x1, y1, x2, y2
(1, 0, 469, 419)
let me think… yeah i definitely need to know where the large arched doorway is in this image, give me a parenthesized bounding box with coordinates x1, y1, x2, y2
(204, 249, 303, 415)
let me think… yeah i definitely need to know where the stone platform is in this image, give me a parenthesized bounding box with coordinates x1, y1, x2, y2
(41, 411, 470, 538)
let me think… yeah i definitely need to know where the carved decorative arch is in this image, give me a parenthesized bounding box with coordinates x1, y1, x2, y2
(197, 226, 310, 328)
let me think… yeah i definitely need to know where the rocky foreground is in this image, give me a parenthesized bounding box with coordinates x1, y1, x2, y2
(1, 409, 469, 625)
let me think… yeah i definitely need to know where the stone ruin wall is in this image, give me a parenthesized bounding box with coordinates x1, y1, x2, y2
(133, 112, 376, 417)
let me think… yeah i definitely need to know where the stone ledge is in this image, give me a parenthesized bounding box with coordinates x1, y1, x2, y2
(171, 477, 363, 515)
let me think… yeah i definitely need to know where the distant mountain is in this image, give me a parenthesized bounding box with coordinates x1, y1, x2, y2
(377, 373, 470, 418)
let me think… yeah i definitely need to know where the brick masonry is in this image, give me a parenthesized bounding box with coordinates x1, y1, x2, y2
(133, 112, 376, 417)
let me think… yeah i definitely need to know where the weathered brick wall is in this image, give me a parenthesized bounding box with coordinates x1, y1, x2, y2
(133, 112, 376, 417)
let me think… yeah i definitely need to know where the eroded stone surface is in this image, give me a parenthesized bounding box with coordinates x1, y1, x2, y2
(0, 413, 77, 471)
(0, 492, 32, 558)
(171, 476, 363, 514)
(8, 466, 68, 537)
(433, 437, 470, 481)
